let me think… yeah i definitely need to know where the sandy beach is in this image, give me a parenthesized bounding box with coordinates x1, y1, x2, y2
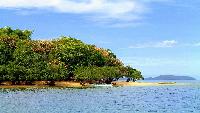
(0, 81, 92, 89)
(111, 81, 176, 87)
(0, 81, 177, 89)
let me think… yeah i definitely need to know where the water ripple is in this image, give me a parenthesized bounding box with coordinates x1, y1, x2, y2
(0, 84, 200, 113)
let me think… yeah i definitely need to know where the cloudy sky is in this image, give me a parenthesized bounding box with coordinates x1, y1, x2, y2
(0, 0, 200, 78)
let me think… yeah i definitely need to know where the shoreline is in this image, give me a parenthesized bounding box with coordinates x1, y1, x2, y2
(0, 81, 177, 89)
(111, 81, 176, 87)
(0, 81, 92, 89)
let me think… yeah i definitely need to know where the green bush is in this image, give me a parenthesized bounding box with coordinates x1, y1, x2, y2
(74, 66, 143, 82)
(75, 66, 123, 81)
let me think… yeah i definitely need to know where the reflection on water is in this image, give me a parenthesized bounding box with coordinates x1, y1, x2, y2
(0, 81, 200, 113)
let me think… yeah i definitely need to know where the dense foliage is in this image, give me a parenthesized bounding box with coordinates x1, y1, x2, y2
(0, 27, 143, 83)
(74, 66, 143, 83)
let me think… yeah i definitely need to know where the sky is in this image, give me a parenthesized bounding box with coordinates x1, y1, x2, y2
(0, 0, 200, 78)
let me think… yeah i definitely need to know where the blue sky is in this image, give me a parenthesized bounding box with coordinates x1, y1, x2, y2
(0, 0, 200, 78)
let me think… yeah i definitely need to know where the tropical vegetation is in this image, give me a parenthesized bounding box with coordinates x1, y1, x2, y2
(0, 27, 143, 84)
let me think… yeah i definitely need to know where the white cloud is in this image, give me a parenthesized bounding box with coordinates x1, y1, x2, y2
(129, 40, 178, 48)
(156, 40, 177, 47)
(0, 0, 144, 23)
(180, 42, 200, 47)
(194, 42, 200, 47)
(0, 0, 167, 27)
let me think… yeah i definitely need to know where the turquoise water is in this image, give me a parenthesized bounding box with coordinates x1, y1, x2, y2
(1, 81, 200, 113)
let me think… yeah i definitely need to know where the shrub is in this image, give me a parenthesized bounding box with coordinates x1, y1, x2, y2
(74, 66, 123, 82)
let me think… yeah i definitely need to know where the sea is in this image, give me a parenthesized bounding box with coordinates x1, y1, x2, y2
(0, 80, 200, 113)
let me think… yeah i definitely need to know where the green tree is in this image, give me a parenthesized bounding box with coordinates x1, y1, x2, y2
(0, 27, 143, 83)
(125, 66, 143, 81)
(74, 66, 125, 83)
(0, 26, 32, 40)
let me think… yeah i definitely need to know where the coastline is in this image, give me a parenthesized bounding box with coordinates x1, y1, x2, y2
(0, 81, 177, 89)
(0, 81, 92, 89)
(111, 81, 176, 87)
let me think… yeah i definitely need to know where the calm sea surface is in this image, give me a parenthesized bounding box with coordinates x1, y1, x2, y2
(1, 80, 200, 113)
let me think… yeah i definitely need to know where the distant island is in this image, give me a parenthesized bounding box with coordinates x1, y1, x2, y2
(145, 75, 196, 80)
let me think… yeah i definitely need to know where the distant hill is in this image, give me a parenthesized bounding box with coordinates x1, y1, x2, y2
(145, 75, 196, 80)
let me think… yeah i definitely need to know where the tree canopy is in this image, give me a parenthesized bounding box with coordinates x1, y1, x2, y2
(0, 27, 143, 83)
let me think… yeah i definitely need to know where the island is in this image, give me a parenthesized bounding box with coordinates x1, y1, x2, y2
(0, 27, 144, 88)
(145, 75, 196, 80)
